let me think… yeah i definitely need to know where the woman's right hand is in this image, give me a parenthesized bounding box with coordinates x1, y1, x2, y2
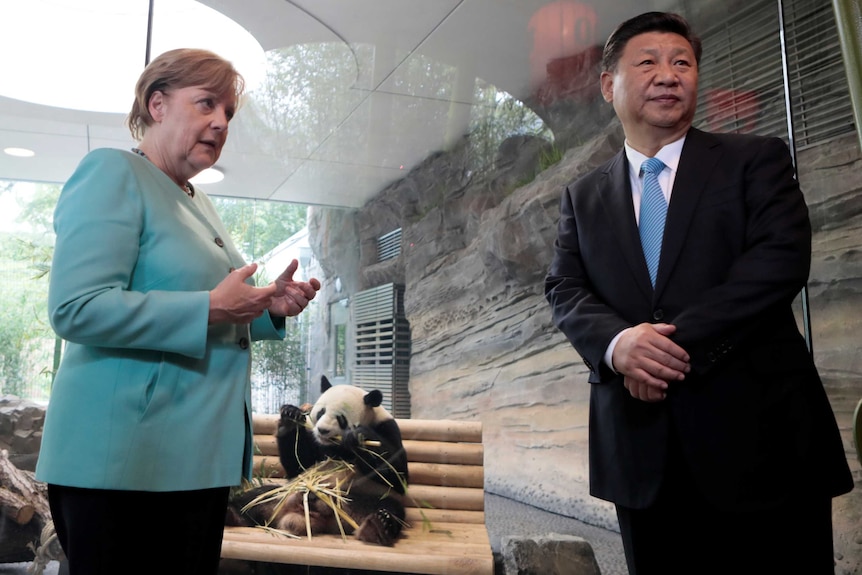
(208, 263, 277, 324)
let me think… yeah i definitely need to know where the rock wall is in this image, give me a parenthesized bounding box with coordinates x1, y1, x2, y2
(0, 395, 44, 472)
(307, 125, 862, 567)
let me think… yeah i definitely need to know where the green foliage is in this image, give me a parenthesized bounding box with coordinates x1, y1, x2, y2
(212, 197, 314, 413)
(212, 197, 307, 261)
(467, 80, 553, 177)
(0, 182, 59, 400)
(539, 145, 564, 171)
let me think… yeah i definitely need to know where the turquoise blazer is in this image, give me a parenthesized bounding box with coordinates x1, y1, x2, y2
(35, 148, 284, 491)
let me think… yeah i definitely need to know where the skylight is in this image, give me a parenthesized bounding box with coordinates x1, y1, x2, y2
(1, 0, 266, 114)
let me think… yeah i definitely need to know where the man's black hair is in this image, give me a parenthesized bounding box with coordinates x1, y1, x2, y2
(602, 11, 702, 72)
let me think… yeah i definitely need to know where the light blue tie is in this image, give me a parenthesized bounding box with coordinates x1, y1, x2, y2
(639, 157, 667, 287)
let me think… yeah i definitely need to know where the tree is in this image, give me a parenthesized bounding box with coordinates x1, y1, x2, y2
(211, 197, 307, 261)
(212, 197, 314, 413)
(0, 183, 59, 400)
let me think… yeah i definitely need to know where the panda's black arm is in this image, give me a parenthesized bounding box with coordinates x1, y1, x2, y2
(276, 405, 323, 478)
(344, 421, 409, 494)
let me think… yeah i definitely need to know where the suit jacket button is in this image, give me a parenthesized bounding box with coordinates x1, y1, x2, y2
(652, 309, 664, 321)
(239, 337, 249, 349)
(214, 237, 225, 248)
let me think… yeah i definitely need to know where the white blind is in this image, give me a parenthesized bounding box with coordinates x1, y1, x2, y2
(693, 0, 853, 149)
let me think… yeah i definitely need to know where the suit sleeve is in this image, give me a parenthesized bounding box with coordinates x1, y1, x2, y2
(48, 149, 211, 358)
(545, 179, 633, 382)
(670, 137, 812, 370)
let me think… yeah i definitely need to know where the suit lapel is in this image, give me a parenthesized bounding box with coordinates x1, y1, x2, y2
(599, 150, 654, 300)
(654, 128, 722, 295)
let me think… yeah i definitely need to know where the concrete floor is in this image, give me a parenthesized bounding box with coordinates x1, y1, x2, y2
(484, 492, 627, 575)
(0, 493, 627, 575)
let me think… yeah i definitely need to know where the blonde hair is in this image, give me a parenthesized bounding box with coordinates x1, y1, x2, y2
(126, 48, 245, 141)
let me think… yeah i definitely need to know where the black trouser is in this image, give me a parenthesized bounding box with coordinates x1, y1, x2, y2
(48, 484, 230, 575)
(615, 430, 835, 575)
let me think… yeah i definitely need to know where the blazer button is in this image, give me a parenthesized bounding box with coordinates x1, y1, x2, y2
(214, 237, 225, 248)
(652, 309, 664, 321)
(238, 337, 249, 349)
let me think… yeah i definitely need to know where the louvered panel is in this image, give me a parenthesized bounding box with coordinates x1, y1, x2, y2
(377, 228, 402, 262)
(353, 283, 411, 418)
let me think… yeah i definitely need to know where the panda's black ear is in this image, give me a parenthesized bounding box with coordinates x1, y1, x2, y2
(321, 375, 332, 393)
(364, 389, 383, 408)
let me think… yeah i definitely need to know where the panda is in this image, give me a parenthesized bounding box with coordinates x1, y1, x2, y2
(226, 376, 409, 546)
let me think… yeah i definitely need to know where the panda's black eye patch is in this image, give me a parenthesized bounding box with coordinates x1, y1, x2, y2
(336, 414, 348, 429)
(315, 407, 325, 421)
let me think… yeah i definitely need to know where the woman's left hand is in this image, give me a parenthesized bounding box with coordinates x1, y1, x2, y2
(269, 259, 321, 317)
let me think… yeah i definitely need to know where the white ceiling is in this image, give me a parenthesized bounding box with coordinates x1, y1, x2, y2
(0, 0, 640, 209)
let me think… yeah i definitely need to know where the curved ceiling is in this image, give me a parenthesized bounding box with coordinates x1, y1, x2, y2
(0, 0, 645, 208)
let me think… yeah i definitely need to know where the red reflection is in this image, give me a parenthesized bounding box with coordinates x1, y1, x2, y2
(704, 89, 760, 133)
(528, 2, 597, 87)
(528, 2, 599, 105)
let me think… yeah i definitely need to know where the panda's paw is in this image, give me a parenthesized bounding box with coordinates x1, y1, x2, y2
(340, 428, 362, 452)
(278, 404, 308, 430)
(355, 508, 401, 546)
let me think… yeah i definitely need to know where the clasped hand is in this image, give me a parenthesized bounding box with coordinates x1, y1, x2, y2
(612, 323, 690, 403)
(209, 259, 321, 325)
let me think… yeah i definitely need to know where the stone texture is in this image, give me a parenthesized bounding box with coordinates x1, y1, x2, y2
(502, 534, 601, 575)
(0, 395, 45, 471)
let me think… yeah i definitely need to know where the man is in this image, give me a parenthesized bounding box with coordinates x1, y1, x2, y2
(544, 11, 853, 575)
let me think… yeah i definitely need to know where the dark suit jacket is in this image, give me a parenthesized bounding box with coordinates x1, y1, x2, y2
(545, 127, 853, 511)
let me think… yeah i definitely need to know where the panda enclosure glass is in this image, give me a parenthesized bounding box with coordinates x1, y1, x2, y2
(1, 1, 860, 568)
(0, 0, 858, 428)
(0, 0, 862, 516)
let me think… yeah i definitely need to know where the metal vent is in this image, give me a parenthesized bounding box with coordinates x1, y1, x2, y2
(377, 228, 402, 262)
(352, 283, 411, 418)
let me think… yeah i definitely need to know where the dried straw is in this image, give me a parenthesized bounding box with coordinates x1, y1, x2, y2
(242, 458, 360, 540)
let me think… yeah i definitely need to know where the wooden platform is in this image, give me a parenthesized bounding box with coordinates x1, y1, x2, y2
(221, 416, 494, 575)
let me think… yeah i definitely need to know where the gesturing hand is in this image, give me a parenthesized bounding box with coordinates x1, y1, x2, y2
(268, 259, 321, 318)
(209, 263, 275, 325)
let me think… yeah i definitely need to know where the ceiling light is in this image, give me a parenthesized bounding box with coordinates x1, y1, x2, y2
(1, 1, 266, 114)
(190, 168, 224, 185)
(4, 147, 35, 157)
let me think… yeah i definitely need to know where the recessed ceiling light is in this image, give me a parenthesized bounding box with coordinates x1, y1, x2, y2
(190, 167, 224, 185)
(4, 147, 35, 157)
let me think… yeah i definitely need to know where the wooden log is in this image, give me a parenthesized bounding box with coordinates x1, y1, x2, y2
(0, 449, 49, 523)
(404, 485, 484, 511)
(250, 456, 485, 489)
(405, 462, 483, 488)
(253, 436, 484, 465)
(0, 449, 53, 564)
(398, 419, 482, 443)
(404, 507, 485, 525)
(0, 486, 35, 524)
(222, 523, 494, 575)
(251, 455, 284, 479)
(403, 440, 483, 465)
(251, 415, 483, 444)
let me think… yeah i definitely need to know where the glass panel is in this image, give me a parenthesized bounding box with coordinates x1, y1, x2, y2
(0, 2, 859, 572)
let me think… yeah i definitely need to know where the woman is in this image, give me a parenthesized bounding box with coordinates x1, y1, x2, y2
(35, 48, 321, 574)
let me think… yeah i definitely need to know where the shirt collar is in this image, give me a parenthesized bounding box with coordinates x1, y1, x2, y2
(624, 135, 686, 178)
